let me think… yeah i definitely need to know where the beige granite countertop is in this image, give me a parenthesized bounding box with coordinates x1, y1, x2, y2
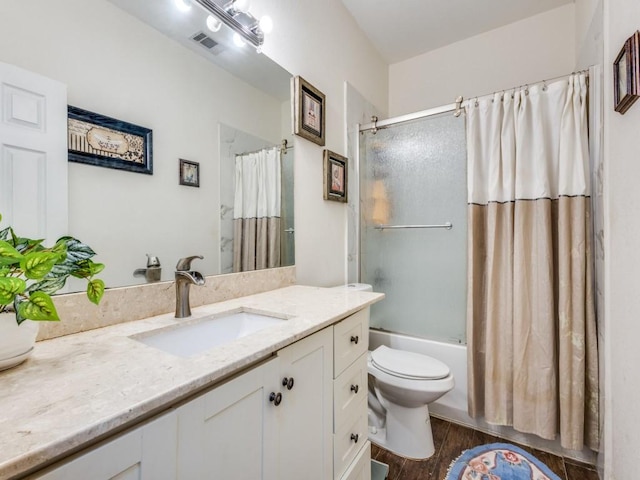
(0, 285, 384, 479)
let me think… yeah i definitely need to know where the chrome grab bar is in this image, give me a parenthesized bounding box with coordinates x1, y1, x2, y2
(374, 222, 453, 230)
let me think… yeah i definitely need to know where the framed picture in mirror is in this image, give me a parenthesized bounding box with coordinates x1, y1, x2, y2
(179, 159, 200, 187)
(67, 106, 153, 174)
(323, 150, 347, 203)
(614, 31, 640, 114)
(293, 76, 325, 146)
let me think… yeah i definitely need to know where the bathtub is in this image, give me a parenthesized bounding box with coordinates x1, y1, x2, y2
(368, 328, 596, 464)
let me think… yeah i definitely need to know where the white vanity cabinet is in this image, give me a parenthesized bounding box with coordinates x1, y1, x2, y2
(333, 308, 371, 480)
(32, 411, 178, 480)
(176, 357, 280, 479)
(28, 307, 372, 480)
(176, 326, 333, 480)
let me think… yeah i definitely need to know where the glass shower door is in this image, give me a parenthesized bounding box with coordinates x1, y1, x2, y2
(360, 112, 467, 344)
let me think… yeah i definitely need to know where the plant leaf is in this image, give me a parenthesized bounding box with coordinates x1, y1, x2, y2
(87, 279, 105, 305)
(20, 251, 58, 279)
(0, 240, 23, 266)
(26, 276, 67, 295)
(0, 276, 26, 304)
(56, 236, 96, 262)
(18, 291, 59, 321)
(49, 262, 80, 277)
(13, 298, 27, 325)
(0, 226, 10, 241)
(71, 260, 105, 279)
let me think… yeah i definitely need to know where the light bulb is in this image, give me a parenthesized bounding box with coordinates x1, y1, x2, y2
(259, 15, 273, 34)
(233, 0, 251, 13)
(174, 0, 191, 12)
(233, 33, 246, 47)
(206, 15, 222, 32)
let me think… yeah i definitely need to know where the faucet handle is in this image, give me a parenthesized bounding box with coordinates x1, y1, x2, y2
(176, 255, 203, 271)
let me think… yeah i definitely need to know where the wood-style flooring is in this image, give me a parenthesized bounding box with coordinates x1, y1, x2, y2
(370, 416, 600, 480)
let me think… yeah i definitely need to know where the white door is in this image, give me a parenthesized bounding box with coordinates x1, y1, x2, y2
(0, 61, 67, 243)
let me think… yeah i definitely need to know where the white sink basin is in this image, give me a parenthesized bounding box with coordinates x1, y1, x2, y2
(134, 309, 288, 357)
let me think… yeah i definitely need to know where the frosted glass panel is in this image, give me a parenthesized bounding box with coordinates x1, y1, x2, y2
(360, 112, 467, 344)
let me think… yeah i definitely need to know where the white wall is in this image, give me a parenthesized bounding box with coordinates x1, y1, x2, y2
(0, 0, 284, 287)
(603, 0, 640, 478)
(575, 0, 604, 69)
(255, 0, 389, 286)
(389, 4, 576, 116)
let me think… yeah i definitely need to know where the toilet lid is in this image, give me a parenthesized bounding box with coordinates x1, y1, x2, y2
(370, 345, 450, 380)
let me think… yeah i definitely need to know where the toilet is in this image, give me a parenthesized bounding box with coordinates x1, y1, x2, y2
(368, 345, 454, 459)
(332, 283, 455, 460)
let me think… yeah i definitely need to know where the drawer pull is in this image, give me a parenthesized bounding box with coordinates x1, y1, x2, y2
(269, 392, 282, 406)
(350, 433, 359, 443)
(282, 377, 295, 390)
(350, 335, 359, 345)
(350, 384, 359, 394)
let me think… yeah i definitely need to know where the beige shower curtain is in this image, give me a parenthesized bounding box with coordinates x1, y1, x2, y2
(233, 147, 281, 272)
(466, 73, 599, 451)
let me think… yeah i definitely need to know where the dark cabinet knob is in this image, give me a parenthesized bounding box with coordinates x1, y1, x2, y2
(350, 384, 359, 394)
(282, 377, 295, 390)
(269, 392, 282, 406)
(350, 335, 359, 344)
(350, 433, 359, 443)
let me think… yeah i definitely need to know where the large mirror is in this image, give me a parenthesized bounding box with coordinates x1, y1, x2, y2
(0, 0, 294, 291)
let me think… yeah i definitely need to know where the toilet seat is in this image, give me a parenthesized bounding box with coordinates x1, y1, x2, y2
(370, 345, 450, 380)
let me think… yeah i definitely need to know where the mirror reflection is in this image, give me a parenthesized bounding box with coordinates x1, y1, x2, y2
(0, 0, 294, 291)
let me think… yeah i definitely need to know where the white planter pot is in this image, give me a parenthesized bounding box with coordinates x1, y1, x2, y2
(0, 312, 39, 371)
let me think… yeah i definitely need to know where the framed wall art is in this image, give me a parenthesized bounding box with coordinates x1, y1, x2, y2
(179, 159, 200, 187)
(293, 76, 325, 146)
(323, 150, 347, 203)
(67, 106, 153, 174)
(613, 31, 640, 114)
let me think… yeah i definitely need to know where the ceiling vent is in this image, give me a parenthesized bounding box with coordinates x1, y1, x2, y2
(191, 32, 223, 53)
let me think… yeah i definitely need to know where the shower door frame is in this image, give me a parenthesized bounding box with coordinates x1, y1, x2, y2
(353, 101, 458, 285)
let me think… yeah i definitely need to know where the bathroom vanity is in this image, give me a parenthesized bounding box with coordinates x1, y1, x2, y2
(0, 286, 382, 480)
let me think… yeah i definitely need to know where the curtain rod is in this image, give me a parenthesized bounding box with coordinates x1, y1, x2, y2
(359, 67, 594, 134)
(464, 68, 591, 105)
(235, 139, 294, 157)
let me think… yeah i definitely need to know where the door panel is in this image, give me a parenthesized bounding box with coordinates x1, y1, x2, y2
(0, 62, 67, 243)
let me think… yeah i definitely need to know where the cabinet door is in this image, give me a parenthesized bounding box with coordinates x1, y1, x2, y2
(177, 357, 280, 480)
(276, 327, 333, 480)
(32, 411, 177, 480)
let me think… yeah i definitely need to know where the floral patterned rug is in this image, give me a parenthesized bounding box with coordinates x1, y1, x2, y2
(444, 443, 562, 480)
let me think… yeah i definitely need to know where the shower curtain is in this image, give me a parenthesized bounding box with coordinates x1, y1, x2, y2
(466, 73, 599, 451)
(233, 147, 281, 272)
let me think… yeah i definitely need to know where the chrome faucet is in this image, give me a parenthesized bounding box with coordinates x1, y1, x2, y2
(175, 255, 205, 318)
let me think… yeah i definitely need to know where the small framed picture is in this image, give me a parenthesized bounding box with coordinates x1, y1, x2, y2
(614, 31, 640, 114)
(323, 150, 347, 203)
(293, 76, 325, 146)
(179, 159, 199, 187)
(67, 106, 153, 174)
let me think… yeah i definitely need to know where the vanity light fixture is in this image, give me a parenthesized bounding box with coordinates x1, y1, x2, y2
(233, 32, 247, 47)
(206, 14, 222, 32)
(191, 0, 269, 49)
(174, 0, 192, 12)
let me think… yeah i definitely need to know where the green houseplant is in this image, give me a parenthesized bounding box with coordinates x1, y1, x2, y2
(0, 213, 105, 370)
(0, 214, 105, 323)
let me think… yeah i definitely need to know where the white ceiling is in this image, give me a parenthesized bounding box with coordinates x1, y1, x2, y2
(340, 0, 575, 63)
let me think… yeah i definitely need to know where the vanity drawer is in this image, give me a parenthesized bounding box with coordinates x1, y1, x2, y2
(333, 398, 368, 480)
(334, 354, 367, 431)
(334, 308, 369, 377)
(340, 441, 371, 480)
